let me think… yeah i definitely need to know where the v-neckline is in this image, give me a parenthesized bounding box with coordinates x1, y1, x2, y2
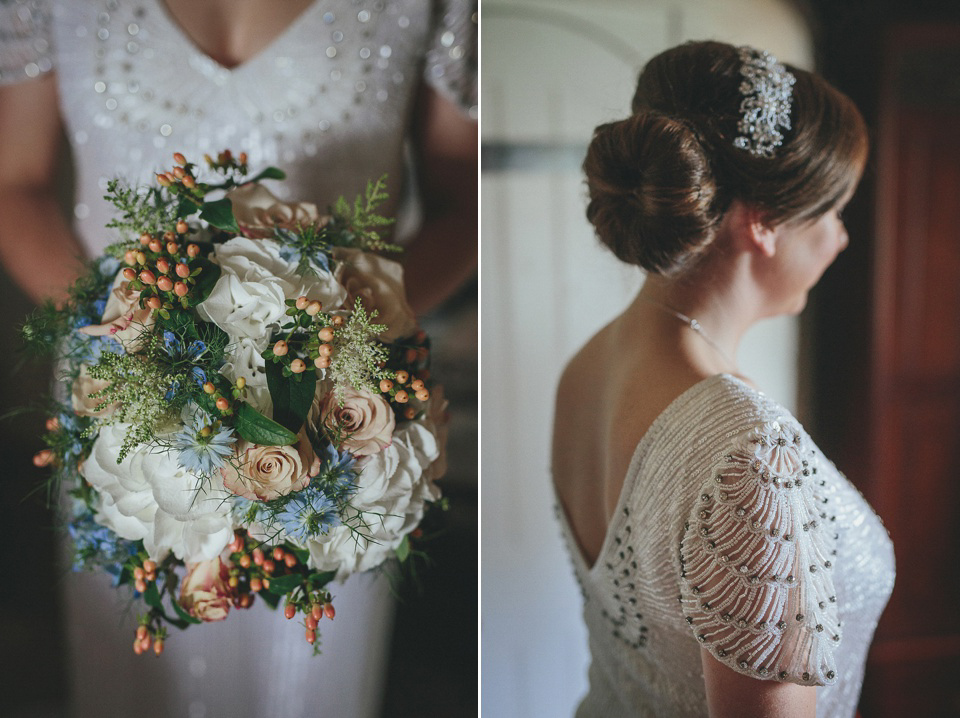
(554, 373, 742, 579)
(151, 0, 322, 74)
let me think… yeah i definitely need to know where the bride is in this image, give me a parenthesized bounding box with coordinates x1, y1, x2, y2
(553, 41, 894, 717)
(0, 1, 476, 716)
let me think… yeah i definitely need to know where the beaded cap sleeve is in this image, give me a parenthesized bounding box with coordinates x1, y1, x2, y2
(0, 0, 54, 85)
(679, 418, 841, 685)
(422, 0, 477, 118)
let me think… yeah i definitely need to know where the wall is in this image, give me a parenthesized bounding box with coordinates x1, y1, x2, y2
(480, 1, 813, 715)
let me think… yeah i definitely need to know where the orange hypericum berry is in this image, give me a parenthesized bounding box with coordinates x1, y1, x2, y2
(157, 276, 174, 292)
(228, 576, 239, 588)
(139, 269, 157, 285)
(415, 389, 430, 401)
(314, 356, 331, 369)
(133, 566, 145, 581)
(45, 416, 59, 431)
(317, 344, 333, 357)
(203, 382, 216, 394)
(155, 258, 171, 274)
(239, 152, 248, 164)
(306, 615, 318, 631)
(410, 379, 425, 392)
(135, 251, 147, 265)
(305, 628, 316, 645)
(272, 547, 285, 561)
(176, 219, 189, 234)
(290, 359, 307, 374)
(175, 262, 191, 278)
(148, 239, 163, 252)
(252, 548, 264, 566)
(153, 639, 164, 656)
(236, 377, 246, 390)
(173, 152, 187, 165)
(404, 407, 416, 420)
(250, 577, 262, 593)
(134, 578, 147, 593)
(143, 560, 157, 573)
(146, 297, 163, 310)
(331, 315, 344, 327)
(215, 397, 230, 411)
(139, 233, 152, 245)
(174, 282, 189, 297)
(284, 603, 296, 620)
(238, 554, 251, 568)
(295, 296, 309, 310)
(136, 625, 148, 641)
(394, 390, 409, 404)
(305, 301, 322, 316)
(122, 267, 137, 281)
(124, 250, 137, 265)
(284, 553, 297, 568)
(133, 639, 145, 655)
(172, 166, 186, 179)
(379, 379, 394, 392)
(140, 635, 152, 651)
(166, 241, 179, 254)
(273, 340, 289, 356)
(162, 231, 176, 242)
(156, 174, 171, 187)
(182, 175, 196, 188)
(317, 327, 335, 342)
(229, 534, 243, 552)
(187, 243, 200, 257)
(395, 370, 409, 384)
(311, 603, 323, 622)
(262, 559, 276, 575)
(324, 603, 335, 620)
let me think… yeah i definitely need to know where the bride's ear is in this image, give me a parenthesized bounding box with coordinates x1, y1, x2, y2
(727, 200, 777, 257)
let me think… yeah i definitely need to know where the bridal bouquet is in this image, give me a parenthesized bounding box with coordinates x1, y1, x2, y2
(24, 151, 447, 655)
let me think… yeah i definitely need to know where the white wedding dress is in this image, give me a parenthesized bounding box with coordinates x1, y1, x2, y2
(0, 1, 475, 716)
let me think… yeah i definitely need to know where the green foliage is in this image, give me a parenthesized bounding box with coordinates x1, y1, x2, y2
(233, 403, 298, 446)
(327, 175, 400, 253)
(103, 179, 180, 239)
(265, 359, 317, 433)
(328, 298, 390, 400)
(199, 198, 240, 233)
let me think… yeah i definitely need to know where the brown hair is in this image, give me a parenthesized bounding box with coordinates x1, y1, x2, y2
(584, 41, 868, 275)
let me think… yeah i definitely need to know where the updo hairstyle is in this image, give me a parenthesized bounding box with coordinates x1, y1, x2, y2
(583, 41, 868, 275)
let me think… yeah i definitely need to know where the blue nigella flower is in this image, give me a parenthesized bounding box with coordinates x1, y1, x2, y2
(190, 366, 208, 387)
(67, 509, 138, 585)
(317, 442, 358, 500)
(275, 487, 341, 543)
(162, 331, 207, 362)
(171, 402, 236, 475)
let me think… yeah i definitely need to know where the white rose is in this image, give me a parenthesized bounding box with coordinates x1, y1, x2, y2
(81, 424, 234, 563)
(307, 422, 441, 580)
(197, 237, 346, 343)
(226, 183, 329, 239)
(334, 248, 417, 342)
(218, 337, 272, 416)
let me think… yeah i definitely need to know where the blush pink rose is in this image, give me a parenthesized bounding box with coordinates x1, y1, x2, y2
(78, 271, 155, 352)
(333, 248, 417, 342)
(221, 430, 318, 501)
(316, 387, 395, 457)
(226, 183, 329, 239)
(178, 557, 233, 622)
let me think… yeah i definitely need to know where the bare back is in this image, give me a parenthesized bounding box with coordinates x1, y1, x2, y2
(552, 308, 710, 568)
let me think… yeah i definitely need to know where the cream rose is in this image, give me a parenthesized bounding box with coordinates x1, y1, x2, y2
(226, 183, 329, 239)
(178, 557, 233, 622)
(70, 365, 118, 418)
(78, 271, 155, 352)
(315, 386, 395, 457)
(221, 431, 318, 501)
(334, 248, 417, 342)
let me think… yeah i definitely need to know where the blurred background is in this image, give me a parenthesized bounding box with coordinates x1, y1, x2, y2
(481, 0, 960, 716)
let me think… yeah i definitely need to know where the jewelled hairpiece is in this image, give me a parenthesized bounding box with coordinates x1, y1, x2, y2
(732, 46, 796, 158)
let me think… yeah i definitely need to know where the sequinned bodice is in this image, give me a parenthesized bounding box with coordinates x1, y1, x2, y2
(555, 374, 895, 718)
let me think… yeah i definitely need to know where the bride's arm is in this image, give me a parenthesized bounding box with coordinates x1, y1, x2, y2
(0, 75, 85, 305)
(702, 650, 817, 718)
(402, 85, 478, 315)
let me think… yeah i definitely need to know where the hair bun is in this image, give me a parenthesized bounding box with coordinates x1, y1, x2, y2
(583, 111, 720, 274)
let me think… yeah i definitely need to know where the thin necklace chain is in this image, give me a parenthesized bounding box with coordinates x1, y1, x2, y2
(640, 296, 739, 370)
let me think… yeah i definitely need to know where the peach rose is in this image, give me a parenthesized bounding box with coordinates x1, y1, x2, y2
(178, 557, 233, 622)
(226, 183, 329, 239)
(78, 271, 155, 352)
(221, 430, 318, 501)
(70, 365, 118, 417)
(315, 387, 395, 457)
(334, 248, 417, 342)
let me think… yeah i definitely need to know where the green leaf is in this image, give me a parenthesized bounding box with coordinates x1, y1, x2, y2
(258, 589, 280, 609)
(265, 359, 316, 433)
(176, 196, 201, 217)
(250, 166, 287, 182)
(234, 403, 298, 446)
(199, 198, 240, 233)
(191, 260, 221, 304)
(143, 582, 163, 610)
(307, 570, 336, 588)
(265, 572, 305, 594)
(291, 547, 310, 565)
(395, 535, 410, 562)
(171, 595, 203, 625)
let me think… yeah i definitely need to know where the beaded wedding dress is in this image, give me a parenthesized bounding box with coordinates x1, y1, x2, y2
(1, 1, 475, 716)
(556, 375, 895, 717)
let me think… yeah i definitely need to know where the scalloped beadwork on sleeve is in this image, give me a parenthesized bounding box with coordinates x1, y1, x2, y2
(679, 418, 842, 685)
(0, 0, 54, 86)
(422, 0, 477, 118)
